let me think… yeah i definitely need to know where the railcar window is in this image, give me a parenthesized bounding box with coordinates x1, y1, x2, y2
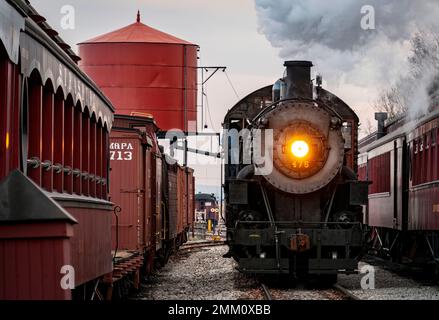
(408, 143, 412, 181)
(42, 82, 54, 192)
(0, 55, 5, 178)
(53, 89, 64, 193)
(89, 115, 97, 198)
(341, 122, 352, 149)
(73, 105, 82, 195)
(27, 72, 43, 185)
(64, 96, 74, 194)
(368, 152, 391, 194)
(20, 79, 29, 174)
(81, 111, 90, 196)
(97, 121, 103, 199)
(435, 128, 439, 181)
(434, 128, 437, 181)
(101, 125, 110, 200)
(426, 132, 430, 149)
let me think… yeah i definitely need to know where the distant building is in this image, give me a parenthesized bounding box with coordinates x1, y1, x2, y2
(195, 193, 219, 222)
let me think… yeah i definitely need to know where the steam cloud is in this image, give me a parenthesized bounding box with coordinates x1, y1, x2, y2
(254, 0, 439, 124)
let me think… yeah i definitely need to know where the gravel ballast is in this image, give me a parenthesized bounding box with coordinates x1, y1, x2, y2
(134, 245, 439, 300)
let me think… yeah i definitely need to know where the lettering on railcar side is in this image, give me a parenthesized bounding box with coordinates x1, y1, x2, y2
(110, 142, 134, 161)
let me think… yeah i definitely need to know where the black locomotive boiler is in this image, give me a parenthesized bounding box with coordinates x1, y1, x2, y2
(223, 61, 368, 282)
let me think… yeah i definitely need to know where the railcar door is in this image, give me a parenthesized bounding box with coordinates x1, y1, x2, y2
(154, 155, 163, 251)
(144, 149, 153, 248)
(109, 134, 145, 250)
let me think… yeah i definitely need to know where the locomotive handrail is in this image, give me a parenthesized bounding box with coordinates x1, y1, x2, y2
(249, 97, 315, 127)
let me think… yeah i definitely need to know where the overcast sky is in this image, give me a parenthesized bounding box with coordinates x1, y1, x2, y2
(29, 0, 439, 192)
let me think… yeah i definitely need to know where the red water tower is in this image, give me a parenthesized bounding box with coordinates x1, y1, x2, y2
(78, 12, 198, 132)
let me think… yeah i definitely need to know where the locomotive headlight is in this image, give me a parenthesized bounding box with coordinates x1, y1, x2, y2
(274, 119, 329, 180)
(291, 140, 309, 158)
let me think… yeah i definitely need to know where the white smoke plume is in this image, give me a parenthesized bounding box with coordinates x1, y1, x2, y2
(254, 0, 439, 126)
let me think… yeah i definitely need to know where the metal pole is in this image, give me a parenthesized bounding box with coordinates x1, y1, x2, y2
(183, 45, 188, 132)
(201, 68, 204, 131)
(220, 148, 223, 224)
(183, 138, 188, 166)
(183, 45, 188, 164)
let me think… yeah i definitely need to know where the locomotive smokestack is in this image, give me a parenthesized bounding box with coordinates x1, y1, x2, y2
(284, 60, 313, 100)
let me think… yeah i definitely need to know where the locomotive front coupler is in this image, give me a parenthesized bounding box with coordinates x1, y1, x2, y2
(290, 229, 311, 253)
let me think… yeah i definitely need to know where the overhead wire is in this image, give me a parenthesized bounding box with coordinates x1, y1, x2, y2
(203, 88, 216, 131)
(224, 70, 240, 100)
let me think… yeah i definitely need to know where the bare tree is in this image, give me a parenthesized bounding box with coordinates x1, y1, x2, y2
(360, 117, 375, 137)
(373, 86, 407, 119)
(373, 30, 439, 118)
(409, 30, 439, 79)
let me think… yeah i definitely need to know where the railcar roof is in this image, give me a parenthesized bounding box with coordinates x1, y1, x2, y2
(0, 170, 77, 223)
(359, 108, 439, 153)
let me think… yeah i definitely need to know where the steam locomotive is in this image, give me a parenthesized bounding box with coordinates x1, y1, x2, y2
(223, 61, 368, 282)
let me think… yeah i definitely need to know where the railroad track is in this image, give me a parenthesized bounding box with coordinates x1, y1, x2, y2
(179, 240, 226, 251)
(260, 283, 273, 300)
(333, 283, 360, 300)
(259, 282, 360, 300)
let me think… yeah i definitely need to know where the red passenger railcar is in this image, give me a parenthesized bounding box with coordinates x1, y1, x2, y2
(0, 0, 114, 299)
(407, 115, 439, 231)
(359, 108, 439, 274)
(0, 0, 197, 300)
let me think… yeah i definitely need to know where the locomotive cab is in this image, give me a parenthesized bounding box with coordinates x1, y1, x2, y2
(223, 61, 368, 282)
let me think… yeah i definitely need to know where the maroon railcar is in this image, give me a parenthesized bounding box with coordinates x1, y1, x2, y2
(0, 170, 76, 300)
(165, 159, 179, 241)
(161, 156, 192, 255)
(178, 166, 187, 236)
(108, 115, 161, 276)
(359, 109, 439, 269)
(0, 0, 114, 299)
(107, 113, 197, 281)
(186, 168, 195, 229)
(407, 114, 439, 230)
